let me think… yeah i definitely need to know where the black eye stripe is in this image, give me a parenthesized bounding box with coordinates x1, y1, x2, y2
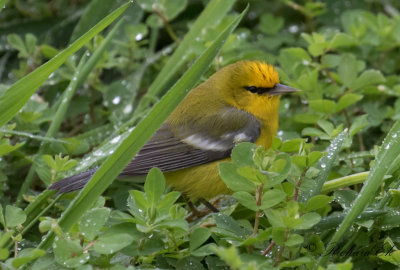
(244, 86, 274, 94)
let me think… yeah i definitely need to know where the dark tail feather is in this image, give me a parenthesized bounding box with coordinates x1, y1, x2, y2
(48, 168, 98, 194)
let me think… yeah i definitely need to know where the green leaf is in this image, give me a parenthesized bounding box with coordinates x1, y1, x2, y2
(321, 54, 340, 68)
(219, 162, 255, 192)
(265, 209, 285, 227)
(213, 213, 248, 240)
(39, 6, 248, 250)
(349, 115, 368, 136)
(338, 54, 358, 88)
(280, 138, 305, 153)
(294, 113, 320, 124)
(279, 257, 313, 268)
(54, 237, 89, 268)
(294, 212, 321, 230)
(79, 208, 110, 241)
(317, 120, 335, 136)
(309, 99, 337, 114)
(352, 69, 385, 90)
(137, 0, 188, 20)
(301, 128, 330, 140)
(292, 155, 307, 169)
(93, 231, 135, 254)
(231, 142, 257, 167)
(0, 2, 130, 128)
(330, 33, 356, 48)
(336, 93, 363, 111)
(307, 151, 325, 167)
(259, 14, 284, 35)
(261, 189, 286, 209)
(144, 167, 165, 206)
(286, 234, 304, 247)
(190, 227, 211, 251)
(236, 166, 267, 185)
(0, 248, 8, 261)
(305, 195, 333, 211)
(7, 34, 28, 58)
(11, 248, 46, 268)
(0, 139, 24, 156)
(233, 191, 257, 211)
(5, 205, 26, 227)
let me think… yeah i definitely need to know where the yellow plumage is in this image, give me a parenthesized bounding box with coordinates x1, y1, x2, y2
(165, 61, 281, 200)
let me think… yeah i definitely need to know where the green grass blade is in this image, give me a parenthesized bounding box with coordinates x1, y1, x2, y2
(318, 120, 400, 267)
(0, 0, 8, 13)
(321, 171, 370, 193)
(0, 2, 130, 128)
(134, 0, 236, 114)
(299, 131, 347, 202)
(0, 129, 68, 143)
(38, 5, 248, 250)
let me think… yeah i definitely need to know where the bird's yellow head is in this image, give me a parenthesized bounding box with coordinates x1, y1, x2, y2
(212, 60, 298, 121)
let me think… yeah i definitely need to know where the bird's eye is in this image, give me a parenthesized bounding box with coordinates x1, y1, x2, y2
(244, 86, 258, 93)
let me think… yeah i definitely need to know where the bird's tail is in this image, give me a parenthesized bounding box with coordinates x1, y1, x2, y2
(48, 168, 98, 194)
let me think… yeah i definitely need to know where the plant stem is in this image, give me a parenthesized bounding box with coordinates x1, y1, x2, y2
(253, 184, 263, 236)
(153, 8, 180, 44)
(262, 240, 276, 256)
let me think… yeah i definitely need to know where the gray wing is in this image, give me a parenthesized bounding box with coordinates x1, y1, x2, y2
(121, 106, 261, 175)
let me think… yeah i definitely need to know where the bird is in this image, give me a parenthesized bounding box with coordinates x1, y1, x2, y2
(49, 60, 299, 203)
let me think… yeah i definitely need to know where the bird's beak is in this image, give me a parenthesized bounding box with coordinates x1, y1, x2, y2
(269, 83, 300, 96)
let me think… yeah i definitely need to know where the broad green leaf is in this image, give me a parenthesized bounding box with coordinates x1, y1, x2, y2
(219, 162, 255, 192)
(190, 227, 211, 251)
(144, 167, 165, 205)
(213, 213, 248, 240)
(259, 14, 284, 35)
(0, 2, 130, 128)
(305, 195, 333, 211)
(261, 189, 286, 209)
(11, 248, 46, 268)
(53, 237, 89, 268)
(79, 208, 110, 241)
(294, 212, 321, 230)
(349, 115, 368, 136)
(336, 93, 363, 112)
(93, 231, 135, 254)
(352, 69, 385, 90)
(307, 151, 325, 167)
(0, 139, 24, 156)
(280, 138, 305, 152)
(317, 120, 335, 136)
(330, 33, 356, 48)
(265, 209, 285, 228)
(292, 155, 307, 169)
(5, 205, 26, 227)
(286, 234, 304, 247)
(309, 99, 337, 114)
(301, 128, 329, 140)
(233, 191, 257, 211)
(39, 6, 248, 249)
(231, 142, 257, 167)
(338, 54, 357, 88)
(294, 113, 320, 124)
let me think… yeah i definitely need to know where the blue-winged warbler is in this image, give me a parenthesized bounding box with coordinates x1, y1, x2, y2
(49, 60, 299, 200)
